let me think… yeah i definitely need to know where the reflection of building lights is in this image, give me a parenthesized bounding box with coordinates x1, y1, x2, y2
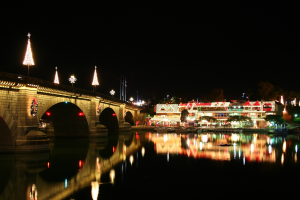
(187, 138, 189, 146)
(251, 144, 254, 152)
(164, 134, 168, 142)
(199, 142, 202, 150)
(110, 169, 115, 184)
(202, 135, 208, 142)
(47, 162, 50, 168)
(283, 141, 286, 152)
(91, 181, 99, 200)
(296, 145, 298, 153)
(232, 134, 237, 142)
(141, 147, 145, 157)
(130, 155, 134, 165)
(243, 156, 245, 165)
(65, 179, 68, 188)
(268, 145, 272, 154)
(267, 137, 270, 144)
(295, 154, 297, 163)
(281, 153, 284, 165)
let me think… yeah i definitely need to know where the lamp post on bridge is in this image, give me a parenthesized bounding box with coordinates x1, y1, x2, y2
(69, 75, 77, 87)
(110, 89, 115, 98)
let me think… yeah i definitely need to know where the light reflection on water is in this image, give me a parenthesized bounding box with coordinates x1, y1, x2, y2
(149, 132, 300, 165)
(0, 131, 300, 199)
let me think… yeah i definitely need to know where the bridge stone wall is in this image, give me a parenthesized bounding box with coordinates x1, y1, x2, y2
(0, 85, 141, 151)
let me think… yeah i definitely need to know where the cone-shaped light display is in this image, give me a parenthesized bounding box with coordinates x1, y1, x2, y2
(54, 67, 59, 84)
(92, 66, 99, 86)
(23, 33, 35, 66)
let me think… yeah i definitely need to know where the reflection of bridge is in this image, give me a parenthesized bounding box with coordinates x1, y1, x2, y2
(0, 71, 144, 152)
(0, 132, 145, 200)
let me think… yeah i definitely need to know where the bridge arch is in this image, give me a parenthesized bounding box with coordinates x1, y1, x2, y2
(99, 107, 119, 130)
(37, 95, 90, 126)
(40, 102, 90, 136)
(125, 111, 135, 125)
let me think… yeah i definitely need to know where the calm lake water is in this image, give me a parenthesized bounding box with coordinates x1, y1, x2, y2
(1, 131, 299, 199)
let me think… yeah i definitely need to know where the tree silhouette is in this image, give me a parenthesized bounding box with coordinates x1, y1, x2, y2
(258, 81, 274, 100)
(180, 109, 189, 123)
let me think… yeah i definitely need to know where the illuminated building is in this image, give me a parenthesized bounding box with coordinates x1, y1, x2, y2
(152, 100, 284, 128)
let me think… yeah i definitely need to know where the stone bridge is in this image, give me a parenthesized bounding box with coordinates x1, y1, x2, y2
(0, 71, 144, 152)
(0, 132, 146, 200)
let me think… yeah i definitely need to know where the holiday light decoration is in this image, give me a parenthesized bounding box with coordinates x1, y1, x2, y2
(92, 66, 99, 86)
(69, 75, 77, 87)
(281, 96, 284, 105)
(30, 98, 38, 116)
(54, 66, 59, 84)
(23, 33, 35, 77)
(97, 104, 101, 115)
(110, 89, 115, 97)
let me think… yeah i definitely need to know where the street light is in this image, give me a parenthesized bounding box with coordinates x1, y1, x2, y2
(110, 89, 115, 98)
(129, 97, 134, 102)
(68, 75, 77, 87)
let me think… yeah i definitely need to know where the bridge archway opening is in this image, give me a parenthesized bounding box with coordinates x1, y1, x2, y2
(0, 116, 13, 146)
(125, 111, 134, 125)
(41, 102, 89, 135)
(99, 108, 119, 131)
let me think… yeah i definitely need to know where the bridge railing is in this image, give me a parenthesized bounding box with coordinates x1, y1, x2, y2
(0, 71, 138, 108)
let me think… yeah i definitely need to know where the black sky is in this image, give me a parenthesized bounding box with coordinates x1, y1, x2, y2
(1, 2, 299, 101)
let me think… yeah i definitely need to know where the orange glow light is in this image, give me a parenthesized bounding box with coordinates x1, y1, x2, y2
(47, 162, 50, 168)
(113, 146, 116, 153)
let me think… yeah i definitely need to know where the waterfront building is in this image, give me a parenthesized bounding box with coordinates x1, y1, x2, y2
(151, 100, 284, 128)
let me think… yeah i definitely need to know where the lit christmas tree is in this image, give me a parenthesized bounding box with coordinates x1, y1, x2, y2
(54, 67, 59, 84)
(23, 33, 35, 77)
(92, 66, 99, 91)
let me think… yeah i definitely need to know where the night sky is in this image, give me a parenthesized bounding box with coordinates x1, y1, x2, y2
(1, 2, 298, 102)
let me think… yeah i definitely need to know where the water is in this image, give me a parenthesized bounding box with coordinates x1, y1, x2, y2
(0, 131, 299, 199)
